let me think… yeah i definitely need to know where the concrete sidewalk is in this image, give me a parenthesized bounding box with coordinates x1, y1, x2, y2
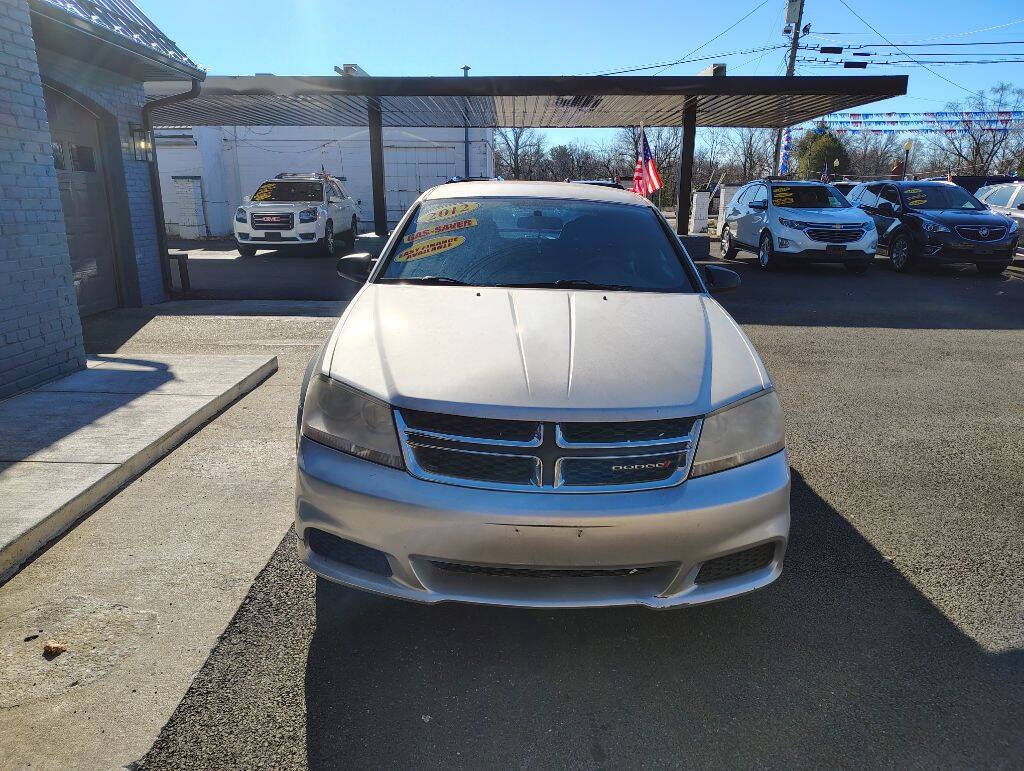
(0, 353, 277, 582)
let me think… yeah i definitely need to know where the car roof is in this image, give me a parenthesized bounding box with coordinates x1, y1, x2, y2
(421, 180, 652, 206)
(755, 179, 831, 186)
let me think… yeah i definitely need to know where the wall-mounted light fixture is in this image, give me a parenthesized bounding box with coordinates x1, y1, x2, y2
(130, 123, 154, 162)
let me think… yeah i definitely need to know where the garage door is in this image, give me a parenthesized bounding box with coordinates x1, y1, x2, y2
(44, 86, 118, 316)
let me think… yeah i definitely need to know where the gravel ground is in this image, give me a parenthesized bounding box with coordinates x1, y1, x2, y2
(117, 259, 1024, 769)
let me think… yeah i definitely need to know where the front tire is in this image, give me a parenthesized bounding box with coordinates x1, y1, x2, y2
(888, 233, 914, 272)
(237, 244, 256, 257)
(758, 232, 780, 271)
(976, 261, 1010, 275)
(721, 226, 739, 260)
(319, 220, 335, 257)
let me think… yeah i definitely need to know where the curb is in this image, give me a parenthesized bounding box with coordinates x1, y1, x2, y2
(0, 356, 279, 585)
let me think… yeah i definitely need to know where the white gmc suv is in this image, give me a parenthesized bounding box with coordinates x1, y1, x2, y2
(233, 173, 359, 256)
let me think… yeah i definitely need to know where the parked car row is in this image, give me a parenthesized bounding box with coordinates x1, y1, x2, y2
(721, 178, 1020, 275)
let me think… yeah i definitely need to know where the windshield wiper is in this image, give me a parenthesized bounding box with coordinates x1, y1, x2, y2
(378, 276, 471, 286)
(495, 279, 635, 291)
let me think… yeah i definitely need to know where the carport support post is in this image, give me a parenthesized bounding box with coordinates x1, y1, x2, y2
(676, 98, 698, 236)
(368, 97, 388, 236)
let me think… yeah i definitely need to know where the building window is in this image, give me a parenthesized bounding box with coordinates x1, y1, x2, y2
(52, 141, 66, 170)
(71, 144, 96, 172)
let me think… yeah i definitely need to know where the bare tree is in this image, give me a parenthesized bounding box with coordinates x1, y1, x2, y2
(720, 128, 774, 181)
(844, 132, 902, 179)
(494, 127, 545, 179)
(923, 82, 1024, 176)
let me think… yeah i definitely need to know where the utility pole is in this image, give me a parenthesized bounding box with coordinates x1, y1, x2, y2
(462, 65, 471, 178)
(774, 0, 805, 175)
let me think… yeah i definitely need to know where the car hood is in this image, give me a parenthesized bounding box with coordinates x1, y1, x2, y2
(911, 208, 1009, 227)
(244, 201, 320, 211)
(324, 285, 769, 421)
(775, 206, 868, 223)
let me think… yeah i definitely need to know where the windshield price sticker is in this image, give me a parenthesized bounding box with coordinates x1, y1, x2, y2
(772, 187, 794, 206)
(405, 217, 477, 243)
(395, 235, 465, 262)
(420, 202, 480, 223)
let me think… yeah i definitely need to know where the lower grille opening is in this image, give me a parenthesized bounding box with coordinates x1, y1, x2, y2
(695, 543, 775, 584)
(307, 529, 392, 577)
(430, 561, 658, 579)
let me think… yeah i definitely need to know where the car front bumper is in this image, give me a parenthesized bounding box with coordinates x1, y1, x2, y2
(233, 222, 322, 244)
(295, 436, 791, 609)
(911, 232, 1019, 263)
(774, 228, 877, 261)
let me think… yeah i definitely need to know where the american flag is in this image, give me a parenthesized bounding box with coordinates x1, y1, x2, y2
(631, 128, 663, 196)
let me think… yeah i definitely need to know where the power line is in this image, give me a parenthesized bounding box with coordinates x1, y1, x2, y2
(806, 17, 1024, 44)
(592, 0, 771, 76)
(579, 43, 786, 77)
(836, 0, 982, 96)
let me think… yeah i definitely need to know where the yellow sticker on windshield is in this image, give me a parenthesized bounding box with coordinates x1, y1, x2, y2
(772, 187, 795, 206)
(252, 186, 273, 201)
(405, 217, 477, 243)
(906, 188, 922, 194)
(395, 235, 465, 262)
(908, 197, 927, 206)
(420, 202, 479, 223)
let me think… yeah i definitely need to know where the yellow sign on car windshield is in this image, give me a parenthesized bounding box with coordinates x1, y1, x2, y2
(771, 187, 795, 206)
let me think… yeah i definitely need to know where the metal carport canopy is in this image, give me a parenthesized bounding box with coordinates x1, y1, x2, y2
(146, 74, 908, 233)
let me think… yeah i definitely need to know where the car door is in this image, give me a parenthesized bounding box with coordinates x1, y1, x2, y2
(335, 181, 358, 229)
(1005, 185, 1024, 255)
(873, 185, 905, 246)
(324, 181, 342, 227)
(741, 184, 769, 246)
(724, 185, 750, 243)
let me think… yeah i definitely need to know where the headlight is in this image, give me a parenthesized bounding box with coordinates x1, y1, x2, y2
(861, 221, 875, 230)
(301, 375, 403, 469)
(299, 208, 319, 223)
(1008, 219, 1019, 233)
(921, 221, 951, 233)
(778, 217, 809, 231)
(235, 207, 247, 223)
(690, 390, 785, 478)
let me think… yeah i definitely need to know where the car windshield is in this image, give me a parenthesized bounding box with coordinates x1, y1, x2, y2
(771, 184, 849, 209)
(377, 197, 696, 292)
(251, 181, 323, 202)
(902, 185, 983, 210)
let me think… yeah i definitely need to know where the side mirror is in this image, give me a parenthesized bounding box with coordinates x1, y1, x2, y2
(336, 252, 375, 283)
(1017, 202, 1024, 210)
(749, 200, 767, 211)
(242, 195, 251, 203)
(329, 196, 341, 204)
(704, 264, 741, 294)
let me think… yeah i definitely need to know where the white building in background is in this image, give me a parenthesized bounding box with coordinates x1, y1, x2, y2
(155, 124, 495, 238)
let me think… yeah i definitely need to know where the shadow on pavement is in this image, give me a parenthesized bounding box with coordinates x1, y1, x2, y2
(708, 256, 1024, 331)
(302, 470, 1023, 768)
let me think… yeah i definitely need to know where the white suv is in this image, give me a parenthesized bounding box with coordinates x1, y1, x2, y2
(720, 180, 877, 273)
(233, 173, 359, 256)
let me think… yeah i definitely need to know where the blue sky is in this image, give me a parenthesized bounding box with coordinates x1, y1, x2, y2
(143, 0, 1024, 147)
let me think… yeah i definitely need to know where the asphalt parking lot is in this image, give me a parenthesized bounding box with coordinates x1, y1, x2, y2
(110, 256, 1024, 769)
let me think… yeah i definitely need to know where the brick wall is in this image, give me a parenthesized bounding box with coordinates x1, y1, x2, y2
(0, 0, 85, 399)
(36, 49, 165, 305)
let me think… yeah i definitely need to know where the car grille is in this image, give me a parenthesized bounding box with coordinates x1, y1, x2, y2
(695, 543, 775, 584)
(251, 212, 294, 230)
(955, 225, 1006, 241)
(805, 227, 864, 244)
(429, 561, 660, 579)
(395, 410, 700, 492)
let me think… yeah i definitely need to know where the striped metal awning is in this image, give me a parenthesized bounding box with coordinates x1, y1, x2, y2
(146, 74, 908, 129)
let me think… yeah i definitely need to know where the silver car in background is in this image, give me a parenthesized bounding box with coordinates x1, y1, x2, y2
(295, 181, 790, 609)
